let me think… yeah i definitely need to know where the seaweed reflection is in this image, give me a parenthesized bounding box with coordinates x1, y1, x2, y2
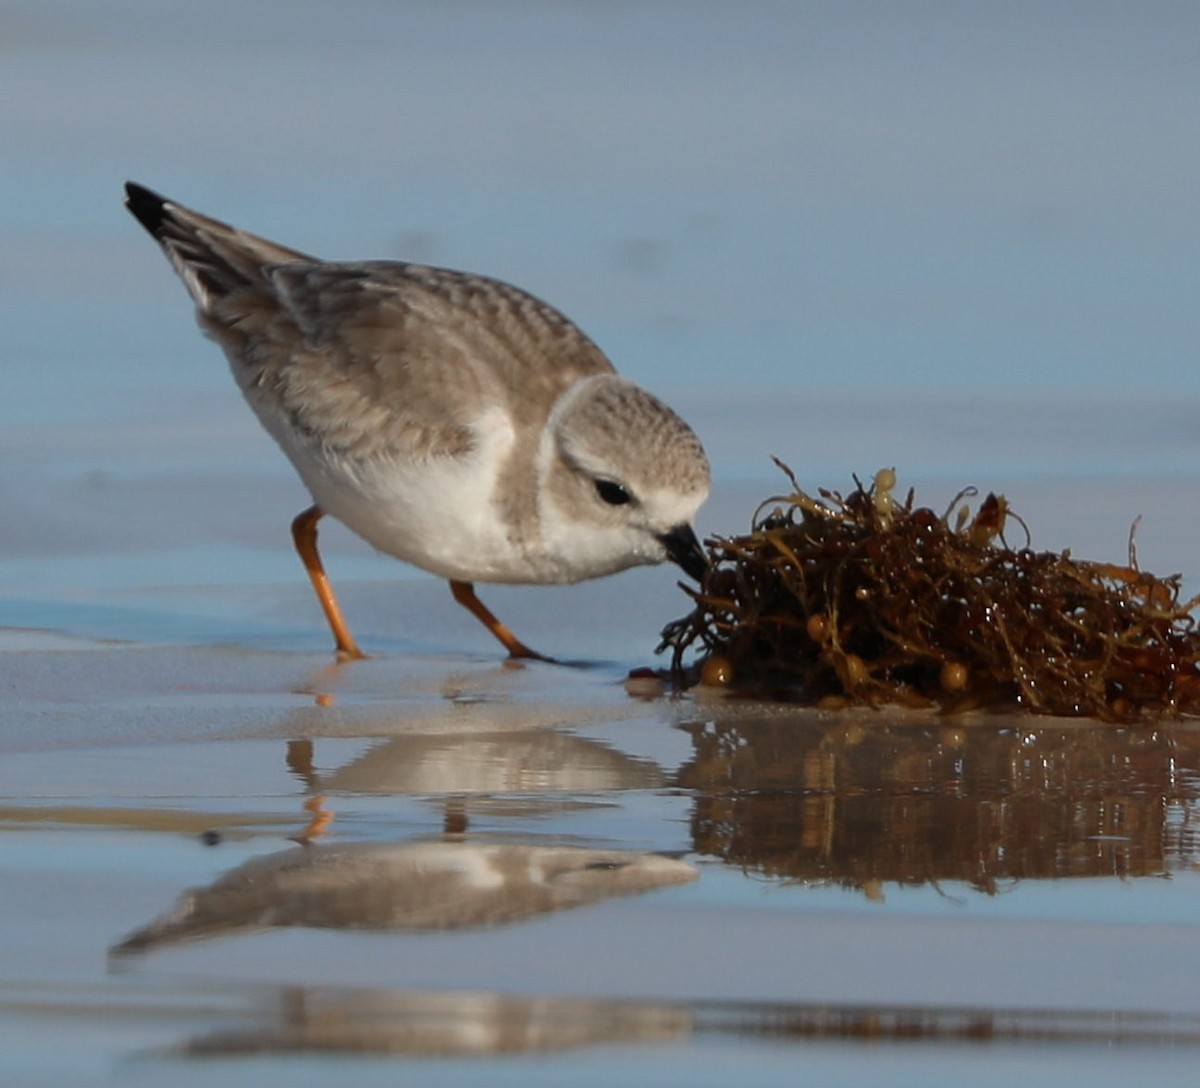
(677, 717, 1200, 893)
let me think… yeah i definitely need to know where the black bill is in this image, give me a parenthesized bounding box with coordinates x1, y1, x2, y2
(658, 524, 708, 582)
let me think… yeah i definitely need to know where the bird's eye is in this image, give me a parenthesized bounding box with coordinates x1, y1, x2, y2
(594, 479, 632, 506)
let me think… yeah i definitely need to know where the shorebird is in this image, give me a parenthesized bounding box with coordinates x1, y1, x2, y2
(125, 183, 710, 659)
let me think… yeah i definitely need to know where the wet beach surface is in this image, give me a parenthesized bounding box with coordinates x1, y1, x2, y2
(4, 2, 1200, 1083)
(5, 560, 1200, 1085)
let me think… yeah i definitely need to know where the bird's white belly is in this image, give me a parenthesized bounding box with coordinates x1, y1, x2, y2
(261, 407, 542, 584)
(314, 459, 523, 581)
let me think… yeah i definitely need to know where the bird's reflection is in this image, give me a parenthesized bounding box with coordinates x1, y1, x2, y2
(286, 729, 665, 796)
(284, 726, 664, 833)
(181, 987, 689, 1057)
(172, 986, 1200, 1057)
(677, 717, 1200, 895)
(112, 837, 696, 955)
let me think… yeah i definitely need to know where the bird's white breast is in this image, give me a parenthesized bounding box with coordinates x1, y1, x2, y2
(258, 402, 547, 583)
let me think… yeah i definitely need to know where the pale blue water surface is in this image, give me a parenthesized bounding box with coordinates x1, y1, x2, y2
(2, 2, 1200, 1085)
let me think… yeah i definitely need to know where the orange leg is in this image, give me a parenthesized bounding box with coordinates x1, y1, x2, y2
(449, 580, 549, 660)
(291, 505, 365, 660)
(293, 794, 334, 844)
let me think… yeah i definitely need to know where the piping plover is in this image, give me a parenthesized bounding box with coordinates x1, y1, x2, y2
(124, 183, 710, 659)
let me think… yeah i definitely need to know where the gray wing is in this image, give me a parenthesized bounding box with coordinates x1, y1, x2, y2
(245, 261, 617, 460)
(126, 183, 616, 461)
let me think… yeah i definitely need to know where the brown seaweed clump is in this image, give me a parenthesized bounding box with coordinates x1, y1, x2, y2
(659, 464, 1200, 722)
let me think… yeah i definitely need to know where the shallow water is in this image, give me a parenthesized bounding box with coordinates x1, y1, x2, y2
(5, 2, 1200, 1083)
(4, 639, 1200, 1086)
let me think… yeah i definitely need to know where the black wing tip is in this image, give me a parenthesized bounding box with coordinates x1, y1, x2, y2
(123, 180, 170, 238)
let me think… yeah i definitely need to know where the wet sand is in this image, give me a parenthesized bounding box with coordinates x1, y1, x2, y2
(5, 547, 1200, 1085)
(6, 389, 1200, 1086)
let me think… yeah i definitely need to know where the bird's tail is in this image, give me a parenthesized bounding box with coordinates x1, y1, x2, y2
(124, 181, 312, 311)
